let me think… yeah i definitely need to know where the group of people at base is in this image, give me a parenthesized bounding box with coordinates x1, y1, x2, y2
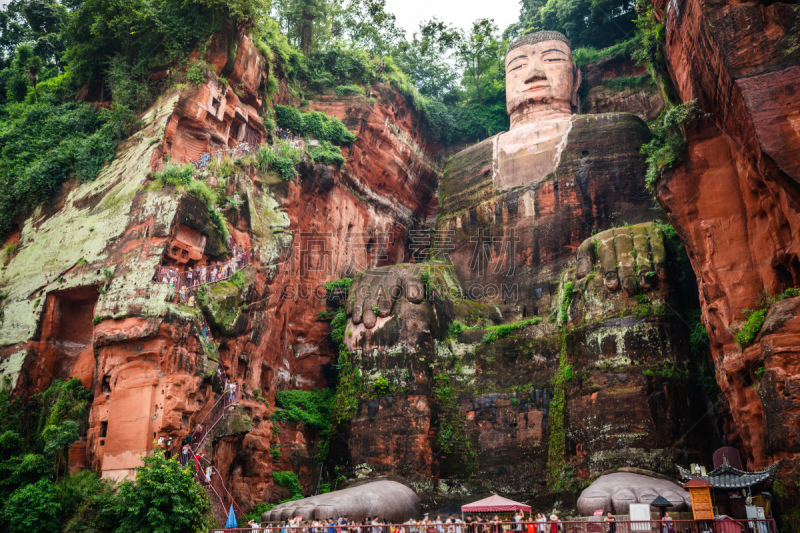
(252, 512, 566, 533)
(602, 511, 675, 533)
(244, 511, 678, 533)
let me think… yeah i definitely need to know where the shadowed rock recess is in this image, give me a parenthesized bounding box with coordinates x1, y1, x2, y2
(0, 0, 798, 518)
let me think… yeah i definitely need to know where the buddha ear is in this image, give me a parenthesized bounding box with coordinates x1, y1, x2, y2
(572, 65, 582, 113)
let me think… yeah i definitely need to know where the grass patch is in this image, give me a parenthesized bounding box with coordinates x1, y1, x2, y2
(481, 318, 541, 345)
(572, 37, 639, 68)
(601, 73, 654, 90)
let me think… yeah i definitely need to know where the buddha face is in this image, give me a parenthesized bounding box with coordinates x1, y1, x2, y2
(505, 38, 580, 126)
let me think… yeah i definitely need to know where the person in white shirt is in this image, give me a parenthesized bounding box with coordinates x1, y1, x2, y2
(535, 513, 547, 533)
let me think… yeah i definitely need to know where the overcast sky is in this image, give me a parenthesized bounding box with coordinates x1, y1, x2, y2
(386, 0, 521, 37)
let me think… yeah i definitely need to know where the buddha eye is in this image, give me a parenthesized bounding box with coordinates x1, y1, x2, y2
(508, 64, 525, 73)
(544, 58, 565, 63)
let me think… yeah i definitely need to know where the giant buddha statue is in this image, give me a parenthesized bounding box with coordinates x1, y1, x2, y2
(437, 30, 654, 312)
(340, 31, 709, 495)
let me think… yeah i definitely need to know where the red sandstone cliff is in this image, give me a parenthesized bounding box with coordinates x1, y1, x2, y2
(653, 0, 800, 479)
(0, 26, 441, 509)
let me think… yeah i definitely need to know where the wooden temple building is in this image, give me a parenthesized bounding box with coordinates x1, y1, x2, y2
(677, 446, 778, 520)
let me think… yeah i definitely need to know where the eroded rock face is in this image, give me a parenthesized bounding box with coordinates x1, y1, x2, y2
(653, 0, 800, 478)
(581, 56, 664, 122)
(0, 26, 442, 509)
(339, 223, 710, 498)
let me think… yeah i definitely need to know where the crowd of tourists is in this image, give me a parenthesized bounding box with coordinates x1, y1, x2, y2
(192, 142, 256, 170)
(156, 245, 252, 307)
(246, 511, 682, 533)
(274, 128, 305, 148)
(255, 512, 573, 533)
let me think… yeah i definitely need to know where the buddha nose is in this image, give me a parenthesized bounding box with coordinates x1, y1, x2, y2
(525, 65, 547, 84)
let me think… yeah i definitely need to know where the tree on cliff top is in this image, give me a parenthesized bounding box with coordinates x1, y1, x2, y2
(510, 0, 638, 49)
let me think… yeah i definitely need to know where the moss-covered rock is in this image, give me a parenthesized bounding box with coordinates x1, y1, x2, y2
(198, 271, 252, 336)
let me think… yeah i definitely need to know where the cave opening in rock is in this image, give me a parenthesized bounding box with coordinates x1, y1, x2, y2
(40, 286, 99, 382)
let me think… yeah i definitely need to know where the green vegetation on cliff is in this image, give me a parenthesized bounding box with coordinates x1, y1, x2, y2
(272, 471, 304, 498)
(273, 389, 333, 432)
(275, 105, 357, 145)
(734, 287, 799, 348)
(0, 0, 268, 240)
(546, 335, 571, 490)
(432, 370, 478, 471)
(0, 103, 125, 237)
(0, 378, 213, 533)
(641, 100, 704, 188)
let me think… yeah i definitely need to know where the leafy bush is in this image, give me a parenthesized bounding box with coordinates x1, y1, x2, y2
(208, 207, 229, 237)
(274, 105, 305, 134)
(208, 155, 237, 179)
(1, 478, 63, 533)
(112, 449, 214, 533)
(320, 117, 356, 144)
(254, 17, 306, 81)
(155, 162, 195, 186)
(730, 288, 797, 349)
(373, 375, 391, 395)
(330, 309, 348, 345)
(257, 140, 303, 181)
(309, 140, 346, 167)
(247, 501, 276, 522)
(304, 47, 376, 92)
(641, 100, 703, 188)
(335, 84, 365, 96)
(449, 101, 509, 143)
(272, 471, 303, 498)
(735, 308, 767, 348)
(185, 179, 218, 206)
(272, 389, 334, 432)
(186, 61, 207, 88)
(324, 277, 352, 292)
(229, 271, 246, 289)
(273, 105, 356, 144)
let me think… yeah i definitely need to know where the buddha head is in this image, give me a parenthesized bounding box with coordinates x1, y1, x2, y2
(506, 31, 582, 128)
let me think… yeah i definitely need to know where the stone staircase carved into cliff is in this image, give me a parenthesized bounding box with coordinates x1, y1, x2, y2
(191, 389, 246, 525)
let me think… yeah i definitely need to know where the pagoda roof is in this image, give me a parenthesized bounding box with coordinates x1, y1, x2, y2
(677, 458, 778, 490)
